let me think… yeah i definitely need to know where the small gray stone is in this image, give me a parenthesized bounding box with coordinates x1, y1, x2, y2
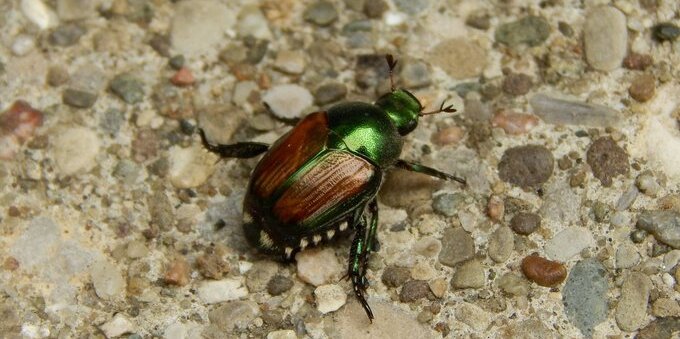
(488, 227, 514, 263)
(303, 1, 338, 26)
(90, 260, 126, 300)
(99, 108, 125, 135)
(49, 24, 85, 47)
(110, 74, 144, 104)
(495, 16, 551, 47)
(615, 185, 639, 211)
(637, 317, 680, 339)
(400, 280, 434, 302)
(540, 180, 580, 224)
(529, 94, 622, 127)
(497, 273, 529, 297)
(62, 88, 97, 108)
(314, 82, 347, 105)
(615, 244, 640, 269)
(208, 301, 259, 332)
(451, 260, 485, 289)
(636, 172, 661, 197)
(148, 191, 175, 231)
(170, 0, 234, 56)
(432, 192, 466, 217)
(262, 84, 313, 120)
(246, 261, 279, 293)
(393, 0, 429, 15)
(510, 212, 541, 235)
(584, 6, 628, 71)
(382, 265, 410, 288)
(587, 137, 630, 187)
(363, 0, 387, 18)
(113, 159, 141, 185)
(615, 272, 652, 331)
(544, 227, 595, 261)
(267, 275, 294, 296)
(653, 23, 680, 42)
(47, 66, 69, 87)
(498, 145, 554, 189)
(637, 210, 680, 249)
(439, 228, 475, 267)
(562, 259, 609, 337)
(273, 50, 306, 75)
(400, 60, 431, 89)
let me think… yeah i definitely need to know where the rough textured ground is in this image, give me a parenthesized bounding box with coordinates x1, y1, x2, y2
(1, 0, 680, 338)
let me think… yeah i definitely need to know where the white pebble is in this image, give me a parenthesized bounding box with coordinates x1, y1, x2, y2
(296, 248, 342, 286)
(52, 127, 101, 177)
(12, 35, 35, 56)
(314, 284, 347, 314)
(544, 227, 595, 262)
(21, 0, 58, 30)
(100, 313, 135, 338)
(168, 144, 217, 189)
(262, 84, 313, 120)
(90, 260, 126, 300)
(266, 329, 297, 339)
(662, 273, 675, 288)
(197, 278, 248, 304)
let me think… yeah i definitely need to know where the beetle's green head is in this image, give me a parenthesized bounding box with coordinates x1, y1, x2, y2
(375, 89, 423, 136)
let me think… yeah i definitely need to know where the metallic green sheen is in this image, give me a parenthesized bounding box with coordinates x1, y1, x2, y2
(326, 102, 404, 168)
(374, 89, 422, 136)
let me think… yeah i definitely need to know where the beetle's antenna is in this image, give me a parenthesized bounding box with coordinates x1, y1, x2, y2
(420, 101, 457, 116)
(385, 54, 397, 91)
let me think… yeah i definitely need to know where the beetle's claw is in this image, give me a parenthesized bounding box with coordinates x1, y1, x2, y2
(353, 276, 375, 322)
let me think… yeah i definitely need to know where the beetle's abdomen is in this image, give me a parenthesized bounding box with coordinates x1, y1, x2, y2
(273, 151, 375, 224)
(251, 112, 329, 197)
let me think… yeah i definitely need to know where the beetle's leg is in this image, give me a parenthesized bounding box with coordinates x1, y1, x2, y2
(348, 212, 375, 322)
(199, 128, 269, 158)
(395, 159, 466, 185)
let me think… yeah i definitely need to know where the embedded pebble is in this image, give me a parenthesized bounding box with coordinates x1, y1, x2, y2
(451, 260, 485, 289)
(623, 52, 653, 70)
(170, 67, 195, 87)
(52, 126, 100, 176)
(208, 301, 259, 332)
(615, 185, 639, 211)
(110, 73, 144, 104)
(303, 1, 338, 26)
(637, 317, 680, 339)
(382, 265, 410, 288)
(314, 82, 347, 105)
(331, 299, 431, 337)
(267, 275, 294, 296)
(651, 298, 680, 317)
(521, 254, 566, 287)
(49, 24, 85, 47)
(587, 137, 630, 187)
(57, 0, 97, 20)
(498, 145, 554, 189)
(413, 236, 442, 258)
(163, 257, 191, 286)
(491, 110, 539, 135)
(21, 0, 58, 30)
(274, 50, 306, 75)
(615, 272, 652, 331)
(236, 6, 272, 40)
(540, 180, 580, 224)
(62, 88, 97, 108)
(432, 126, 465, 146)
(170, 0, 234, 56)
(438, 228, 475, 267)
(629, 73, 656, 102)
(495, 16, 550, 47)
(296, 248, 343, 286)
(197, 278, 248, 304)
(47, 66, 69, 86)
(267, 330, 297, 339)
(262, 84, 314, 120)
(393, 0, 429, 15)
(400, 280, 434, 302)
(562, 259, 609, 337)
(432, 192, 466, 217)
(635, 172, 661, 197)
(11, 35, 35, 56)
(636, 210, 680, 249)
(100, 313, 135, 339)
(488, 227, 513, 263)
(246, 261, 279, 293)
(400, 60, 431, 88)
(314, 284, 347, 314)
(584, 6, 627, 71)
(653, 23, 680, 42)
(428, 278, 447, 298)
(510, 212, 541, 235)
(616, 244, 641, 269)
(455, 302, 492, 332)
(545, 227, 595, 261)
(503, 73, 533, 96)
(91, 260, 126, 300)
(430, 38, 487, 79)
(530, 94, 622, 127)
(497, 273, 530, 297)
(168, 144, 217, 189)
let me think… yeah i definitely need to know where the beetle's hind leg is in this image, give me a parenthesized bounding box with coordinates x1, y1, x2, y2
(199, 128, 269, 158)
(347, 198, 379, 322)
(395, 159, 466, 185)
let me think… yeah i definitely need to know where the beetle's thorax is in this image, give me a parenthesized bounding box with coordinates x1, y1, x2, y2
(374, 89, 423, 136)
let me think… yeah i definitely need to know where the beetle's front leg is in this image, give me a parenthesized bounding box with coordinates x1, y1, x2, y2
(199, 128, 270, 158)
(395, 159, 466, 185)
(348, 210, 375, 322)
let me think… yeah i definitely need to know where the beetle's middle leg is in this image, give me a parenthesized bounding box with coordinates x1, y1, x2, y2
(395, 159, 466, 185)
(199, 128, 270, 158)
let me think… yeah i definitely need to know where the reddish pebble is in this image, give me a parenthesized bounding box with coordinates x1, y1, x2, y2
(521, 254, 567, 287)
(491, 110, 539, 135)
(487, 195, 505, 222)
(432, 126, 465, 146)
(171, 67, 195, 87)
(629, 73, 656, 102)
(3, 257, 19, 271)
(164, 257, 191, 286)
(622, 52, 653, 71)
(1, 100, 44, 140)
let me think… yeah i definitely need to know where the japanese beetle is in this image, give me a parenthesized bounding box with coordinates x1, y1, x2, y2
(200, 55, 465, 321)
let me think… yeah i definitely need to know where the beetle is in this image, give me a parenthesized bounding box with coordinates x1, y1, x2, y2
(200, 55, 465, 321)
